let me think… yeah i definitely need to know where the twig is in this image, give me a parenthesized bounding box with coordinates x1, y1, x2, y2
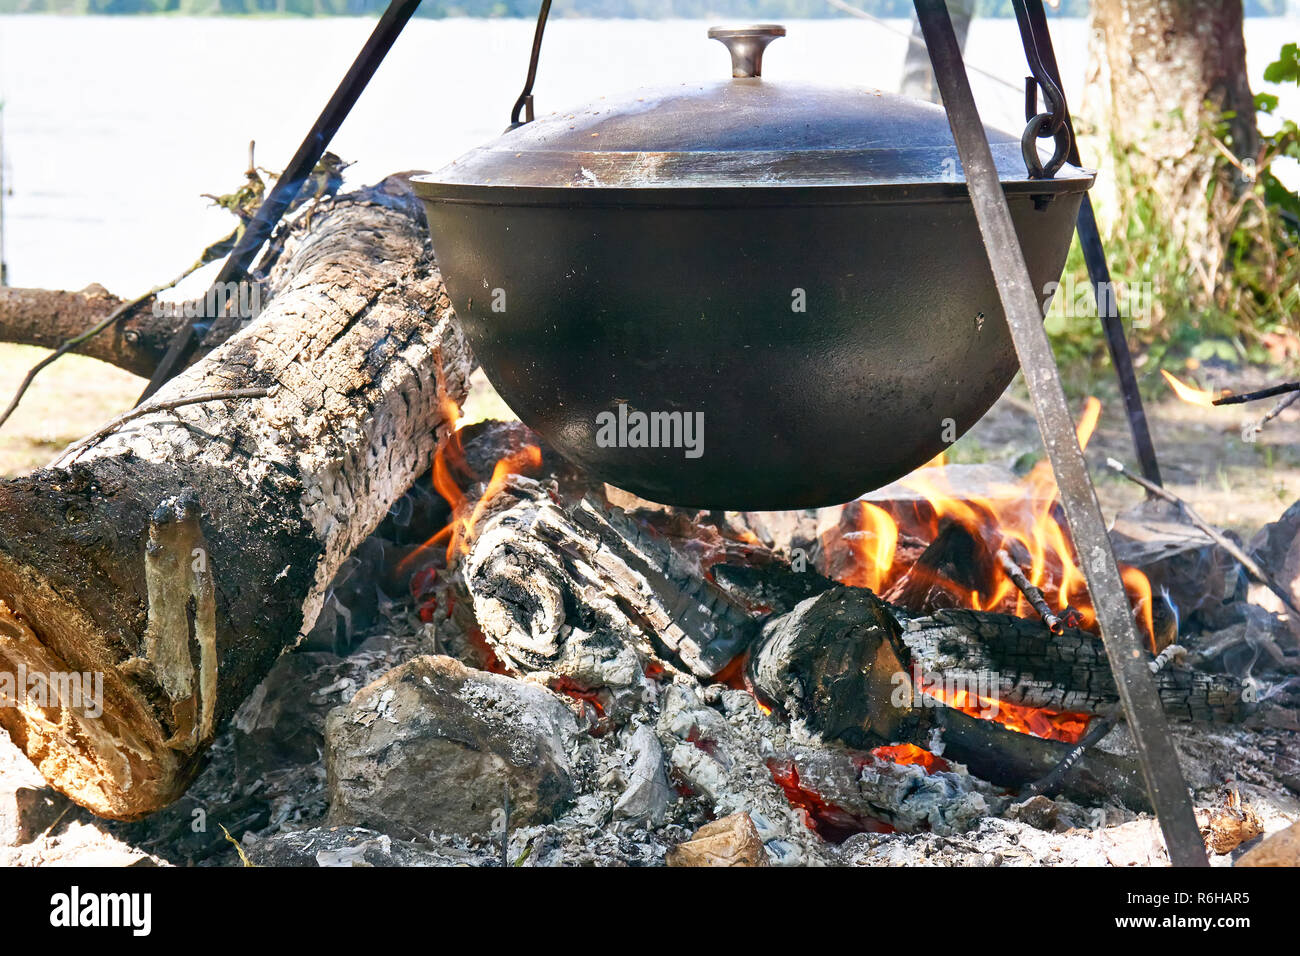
(61, 388, 270, 463)
(1020, 643, 1187, 799)
(1150, 643, 1187, 674)
(1105, 457, 1300, 619)
(1244, 390, 1300, 439)
(0, 261, 206, 433)
(1020, 714, 1116, 799)
(1213, 381, 1300, 406)
(995, 548, 1064, 634)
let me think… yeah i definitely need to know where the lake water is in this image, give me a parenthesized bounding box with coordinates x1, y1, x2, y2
(0, 14, 1296, 295)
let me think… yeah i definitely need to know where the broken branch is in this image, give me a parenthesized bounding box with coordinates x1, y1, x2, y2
(1105, 457, 1300, 619)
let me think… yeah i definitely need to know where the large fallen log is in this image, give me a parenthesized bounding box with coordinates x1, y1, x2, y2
(0, 177, 473, 819)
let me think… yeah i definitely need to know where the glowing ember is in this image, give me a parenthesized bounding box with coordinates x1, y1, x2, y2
(870, 743, 950, 773)
(1161, 369, 1225, 407)
(766, 758, 894, 842)
(922, 682, 1091, 743)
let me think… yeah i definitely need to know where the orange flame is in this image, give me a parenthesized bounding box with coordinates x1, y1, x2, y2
(844, 502, 899, 593)
(1121, 564, 1157, 654)
(395, 407, 543, 579)
(832, 397, 1158, 743)
(1161, 369, 1223, 407)
(924, 682, 1092, 743)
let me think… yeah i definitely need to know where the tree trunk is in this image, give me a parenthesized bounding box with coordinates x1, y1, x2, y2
(0, 177, 473, 820)
(1084, 0, 1258, 300)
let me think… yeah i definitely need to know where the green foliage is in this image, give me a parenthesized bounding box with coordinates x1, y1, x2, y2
(1263, 42, 1300, 85)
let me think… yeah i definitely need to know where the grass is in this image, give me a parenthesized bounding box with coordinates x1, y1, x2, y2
(0, 344, 141, 476)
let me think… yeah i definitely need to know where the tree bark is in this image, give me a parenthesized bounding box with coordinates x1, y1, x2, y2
(0, 177, 473, 819)
(0, 285, 178, 378)
(1084, 0, 1258, 298)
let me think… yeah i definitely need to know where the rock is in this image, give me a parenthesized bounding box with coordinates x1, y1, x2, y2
(1006, 795, 1061, 832)
(8, 787, 71, 845)
(1235, 819, 1300, 866)
(666, 812, 770, 867)
(325, 655, 578, 838)
(611, 724, 671, 826)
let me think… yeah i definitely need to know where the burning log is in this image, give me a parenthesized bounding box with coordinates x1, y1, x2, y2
(745, 586, 1156, 807)
(460, 476, 758, 696)
(0, 177, 474, 819)
(881, 519, 998, 613)
(899, 609, 1244, 723)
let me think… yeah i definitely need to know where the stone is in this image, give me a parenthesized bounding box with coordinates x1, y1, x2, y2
(8, 787, 71, 845)
(666, 812, 770, 867)
(1006, 795, 1062, 832)
(325, 655, 578, 838)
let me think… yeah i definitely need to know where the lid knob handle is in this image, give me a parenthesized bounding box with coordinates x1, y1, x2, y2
(708, 25, 786, 79)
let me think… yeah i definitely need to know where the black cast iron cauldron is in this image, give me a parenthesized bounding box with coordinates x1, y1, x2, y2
(413, 25, 1093, 511)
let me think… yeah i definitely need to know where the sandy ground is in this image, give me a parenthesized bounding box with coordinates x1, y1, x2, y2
(0, 340, 1296, 540)
(0, 343, 141, 476)
(958, 373, 1300, 539)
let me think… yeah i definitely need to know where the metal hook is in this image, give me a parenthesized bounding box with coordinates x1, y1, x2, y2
(1011, 0, 1070, 178)
(510, 0, 553, 130)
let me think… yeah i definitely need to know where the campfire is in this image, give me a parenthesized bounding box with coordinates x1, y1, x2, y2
(266, 386, 1286, 864)
(1, 177, 1296, 871)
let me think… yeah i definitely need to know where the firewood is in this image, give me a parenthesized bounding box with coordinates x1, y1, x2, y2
(746, 586, 1156, 808)
(0, 177, 473, 819)
(457, 469, 1248, 812)
(461, 477, 757, 683)
(882, 519, 998, 613)
(899, 609, 1244, 723)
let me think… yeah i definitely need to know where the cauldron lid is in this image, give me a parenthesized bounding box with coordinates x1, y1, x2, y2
(419, 25, 1092, 195)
